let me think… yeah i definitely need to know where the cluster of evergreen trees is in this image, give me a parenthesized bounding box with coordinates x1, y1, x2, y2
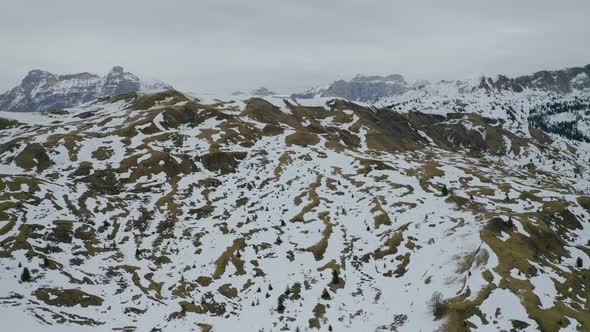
(528, 97, 590, 142)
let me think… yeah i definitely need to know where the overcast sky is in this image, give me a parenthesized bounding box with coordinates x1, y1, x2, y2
(1, 0, 589, 94)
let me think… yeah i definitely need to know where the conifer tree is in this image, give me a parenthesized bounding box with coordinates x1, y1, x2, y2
(331, 269, 340, 285)
(277, 298, 285, 314)
(20, 267, 31, 282)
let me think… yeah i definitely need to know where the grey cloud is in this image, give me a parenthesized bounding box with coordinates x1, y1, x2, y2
(0, 0, 589, 94)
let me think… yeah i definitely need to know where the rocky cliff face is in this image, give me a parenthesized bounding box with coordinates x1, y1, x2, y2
(0, 66, 172, 112)
(478, 65, 590, 94)
(516, 65, 590, 93)
(293, 73, 409, 102)
(292, 64, 590, 102)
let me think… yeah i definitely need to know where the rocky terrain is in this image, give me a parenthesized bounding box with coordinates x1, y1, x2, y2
(0, 65, 589, 332)
(0, 66, 172, 113)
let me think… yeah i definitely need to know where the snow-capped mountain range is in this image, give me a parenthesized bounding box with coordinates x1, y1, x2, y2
(0, 66, 172, 113)
(292, 64, 590, 102)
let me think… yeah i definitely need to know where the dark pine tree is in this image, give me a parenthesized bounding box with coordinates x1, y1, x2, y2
(506, 217, 514, 227)
(20, 267, 31, 282)
(277, 299, 285, 314)
(331, 269, 340, 285)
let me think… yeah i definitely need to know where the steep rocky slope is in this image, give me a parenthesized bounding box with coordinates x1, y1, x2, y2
(0, 89, 589, 331)
(0, 66, 172, 113)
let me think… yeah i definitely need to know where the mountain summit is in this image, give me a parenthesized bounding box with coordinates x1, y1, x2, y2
(0, 66, 172, 112)
(292, 73, 409, 102)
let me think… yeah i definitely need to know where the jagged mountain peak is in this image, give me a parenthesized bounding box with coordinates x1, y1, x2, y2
(24, 68, 53, 78)
(0, 66, 172, 112)
(515, 64, 590, 93)
(109, 65, 125, 74)
(21, 69, 57, 86)
(104, 66, 136, 80)
(477, 74, 524, 93)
